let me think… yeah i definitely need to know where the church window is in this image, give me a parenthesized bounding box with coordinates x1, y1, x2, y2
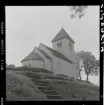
(57, 42, 62, 48)
(69, 43, 72, 50)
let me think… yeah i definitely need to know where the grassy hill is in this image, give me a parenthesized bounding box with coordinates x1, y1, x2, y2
(6, 67, 99, 101)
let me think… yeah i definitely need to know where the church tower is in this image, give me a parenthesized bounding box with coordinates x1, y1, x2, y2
(51, 27, 76, 63)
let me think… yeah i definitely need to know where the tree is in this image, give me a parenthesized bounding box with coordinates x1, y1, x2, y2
(77, 51, 99, 82)
(70, 6, 88, 18)
(76, 52, 83, 80)
(7, 64, 15, 68)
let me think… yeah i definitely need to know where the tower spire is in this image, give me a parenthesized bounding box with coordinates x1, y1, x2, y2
(62, 25, 63, 28)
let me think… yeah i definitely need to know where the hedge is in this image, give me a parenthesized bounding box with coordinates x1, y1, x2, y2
(6, 67, 53, 74)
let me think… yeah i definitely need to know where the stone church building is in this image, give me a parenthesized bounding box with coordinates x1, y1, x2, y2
(21, 27, 77, 77)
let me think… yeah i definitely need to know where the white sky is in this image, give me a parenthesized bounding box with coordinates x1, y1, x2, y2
(5, 6, 100, 86)
(6, 6, 99, 66)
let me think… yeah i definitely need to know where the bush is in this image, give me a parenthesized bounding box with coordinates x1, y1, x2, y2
(6, 67, 19, 70)
(7, 64, 15, 68)
(43, 75, 69, 80)
(57, 80, 67, 84)
(56, 74, 69, 79)
(7, 67, 53, 74)
(85, 81, 91, 83)
(21, 71, 42, 79)
(40, 68, 53, 74)
(69, 77, 75, 81)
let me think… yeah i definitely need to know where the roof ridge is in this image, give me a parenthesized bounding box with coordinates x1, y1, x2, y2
(37, 48, 51, 59)
(42, 44, 74, 63)
(21, 51, 44, 62)
(51, 27, 75, 43)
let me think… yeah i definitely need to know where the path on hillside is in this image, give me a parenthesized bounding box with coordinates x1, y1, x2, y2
(30, 78, 63, 101)
(6, 70, 99, 101)
(30, 77, 83, 101)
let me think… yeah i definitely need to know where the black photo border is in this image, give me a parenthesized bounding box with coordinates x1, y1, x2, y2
(1, 1, 103, 105)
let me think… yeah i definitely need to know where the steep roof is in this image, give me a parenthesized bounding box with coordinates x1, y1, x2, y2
(41, 43, 74, 63)
(51, 27, 75, 43)
(21, 52, 44, 62)
(37, 48, 51, 59)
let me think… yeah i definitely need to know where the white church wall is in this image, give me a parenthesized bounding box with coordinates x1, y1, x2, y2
(39, 44, 54, 58)
(33, 48, 52, 71)
(52, 57, 77, 78)
(22, 59, 44, 68)
(52, 57, 59, 74)
(39, 44, 55, 72)
(45, 59, 52, 71)
(38, 44, 77, 77)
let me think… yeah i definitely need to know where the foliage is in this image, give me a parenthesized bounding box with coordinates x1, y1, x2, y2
(76, 51, 99, 81)
(56, 80, 67, 84)
(69, 77, 75, 81)
(70, 6, 88, 18)
(7, 64, 15, 68)
(56, 74, 69, 78)
(6, 67, 53, 74)
(43, 75, 69, 80)
(21, 71, 42, 79)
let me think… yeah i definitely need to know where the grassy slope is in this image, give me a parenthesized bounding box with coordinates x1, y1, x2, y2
(47, 79, 99, 100)
(6, 69, 99, 101)
(6, 70, 47, 101)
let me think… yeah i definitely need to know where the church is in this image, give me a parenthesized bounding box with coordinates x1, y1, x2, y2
(21, 27, 77, 77)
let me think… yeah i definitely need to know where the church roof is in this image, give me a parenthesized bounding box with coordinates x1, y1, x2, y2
(51, 27, 75, 43)
(37, 48, 51, 59)
(21, 52, 44, 62)
(41, 43, 74, 63)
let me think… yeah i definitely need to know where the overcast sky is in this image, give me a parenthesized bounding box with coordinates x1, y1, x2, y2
(6, 6, 99, 67)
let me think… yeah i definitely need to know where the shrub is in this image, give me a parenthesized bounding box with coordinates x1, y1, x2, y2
(85, 81, 91, 83)
(7, 64, 15, 68)
(6, 67, 19, 70)
(21, 71, 42, 79)
(57, 80, 67, 84)
(30, 68, 53, 74)
(69, 77, 75, 81)
(43, 75, 69, 80)
(7, 67, 53, 74)
(56, 74, 69, 79)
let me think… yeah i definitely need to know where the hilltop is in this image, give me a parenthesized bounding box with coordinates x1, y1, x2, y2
(6, 67, 99, 101)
